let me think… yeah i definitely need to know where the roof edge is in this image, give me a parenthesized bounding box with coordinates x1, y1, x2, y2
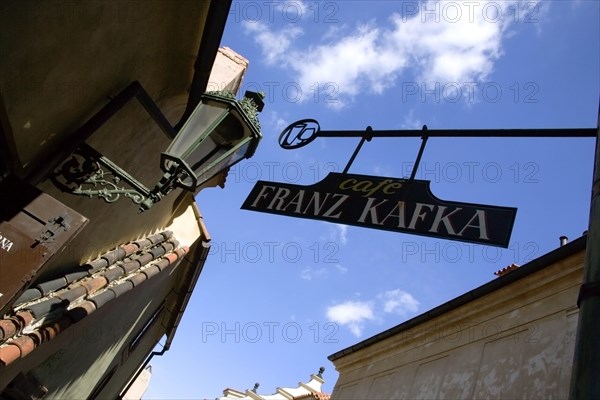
(328, 235, 587, 362)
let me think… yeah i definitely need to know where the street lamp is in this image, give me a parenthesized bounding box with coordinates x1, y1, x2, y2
(140, 91, 263, 211)
(55, 82, 264, 213)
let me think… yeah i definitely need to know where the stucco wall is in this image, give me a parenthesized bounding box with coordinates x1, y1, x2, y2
(35, 91, 192, 282)
(0, 1, 209, 175)
(330, 250, 584, 400)
(207, 47, 250, 93)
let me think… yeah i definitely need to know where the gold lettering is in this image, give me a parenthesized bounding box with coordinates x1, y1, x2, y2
(338, 178, 404, 197)
(383, 182, 403, 194)
(339, 178, 357, 190)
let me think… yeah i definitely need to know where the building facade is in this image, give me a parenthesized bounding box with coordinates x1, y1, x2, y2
(0, 2, 256, 398)
(219, 368, 330, 400)
(328, 236, 586, 399)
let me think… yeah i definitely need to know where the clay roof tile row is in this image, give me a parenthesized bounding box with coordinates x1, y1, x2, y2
(0, 231, 188, 367)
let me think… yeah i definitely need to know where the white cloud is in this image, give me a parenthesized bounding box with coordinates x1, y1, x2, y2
(401, 109, 423, 130)
(379, 289, 420, 315)
(336, 224, 348, 245)
(323, 223, 349, 246)
(326, 289, 419, 337)
(334, 264, 348, 274)
(326, 300, 375, 337)
(265, 110, 288, 133)
(242, 20, 303, 65)
(300, 267, 327, 281)
(300, 264, 347, 281)
(244, 0, 540, 108)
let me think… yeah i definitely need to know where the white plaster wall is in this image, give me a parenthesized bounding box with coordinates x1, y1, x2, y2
(331, 251, 584, 400)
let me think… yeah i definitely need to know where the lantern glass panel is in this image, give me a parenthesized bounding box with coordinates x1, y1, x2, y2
(166, 100, 228, 159)
(194, 138, 252, 187)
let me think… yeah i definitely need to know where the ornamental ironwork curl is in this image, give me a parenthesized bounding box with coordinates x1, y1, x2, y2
(51, 147, 148, 206)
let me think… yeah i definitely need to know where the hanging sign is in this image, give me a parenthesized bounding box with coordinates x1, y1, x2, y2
(241, 172, 516, 247)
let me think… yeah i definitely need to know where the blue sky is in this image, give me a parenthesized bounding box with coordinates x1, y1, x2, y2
(144, 1, 599, 398)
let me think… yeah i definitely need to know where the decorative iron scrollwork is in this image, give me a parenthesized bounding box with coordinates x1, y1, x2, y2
(51, 145, 150, 206)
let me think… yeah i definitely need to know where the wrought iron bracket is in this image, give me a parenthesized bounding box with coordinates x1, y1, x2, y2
(45, 81, 181, 211)
(30, 81, 176, 186)
(51, 144, 153, 209)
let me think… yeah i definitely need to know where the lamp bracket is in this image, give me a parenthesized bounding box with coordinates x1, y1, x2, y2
(159, 153, 197, 191)
(51, 144, 151, 207)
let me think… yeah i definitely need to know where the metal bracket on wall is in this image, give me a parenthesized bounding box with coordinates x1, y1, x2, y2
(29, 81, 176, 187)
(50, 144, 152, 207)
(43, 81, 175, 208)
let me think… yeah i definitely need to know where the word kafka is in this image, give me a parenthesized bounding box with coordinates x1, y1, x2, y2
(242, 173, 516, 247)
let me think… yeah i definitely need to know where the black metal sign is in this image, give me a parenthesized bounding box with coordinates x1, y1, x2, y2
(242, 172, 516, 247)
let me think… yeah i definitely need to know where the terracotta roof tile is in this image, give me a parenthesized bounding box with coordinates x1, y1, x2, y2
(79, 276, 108, 295)
(56, 286, 87, 304)
(36, 277, 68, 295)
(494, 263, 520, 277)
(133, 238, 152, 249)
(102, 247, 127, 265)
(88, 290, 116, 309)
(64, 271, 89, 283)
(26, 297, 64, 319)
(137, 252, 154, 266)
(127, 273, 147, 287)
(161, 241, 175, 253)
(0, 319, 19, 341)
(109, 281, 134, 298)
(0, 230, 186, 366)
(155, 258, 170, 271)
(15, 311, 34, 327)
(293, 393, 330, 400)
(122, 243, 139, 256)
(148, 233, 168, 245)
(28, 330, 44, 346)
(86, 258, 109, 273)
(150, 246, 166, 259)
(14, 288, 42, 306)
(164, 252, 179, 264)
(11, 336, 35, 358)
(0, 344, 21, 366)
(142, 266, 160, 279)
(40, 316, 72, 341)
(122, 260, 142, 274)
(68, 301, 96, 323)
(103, 266, 126, 282)
(175, 247, 189, 258)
